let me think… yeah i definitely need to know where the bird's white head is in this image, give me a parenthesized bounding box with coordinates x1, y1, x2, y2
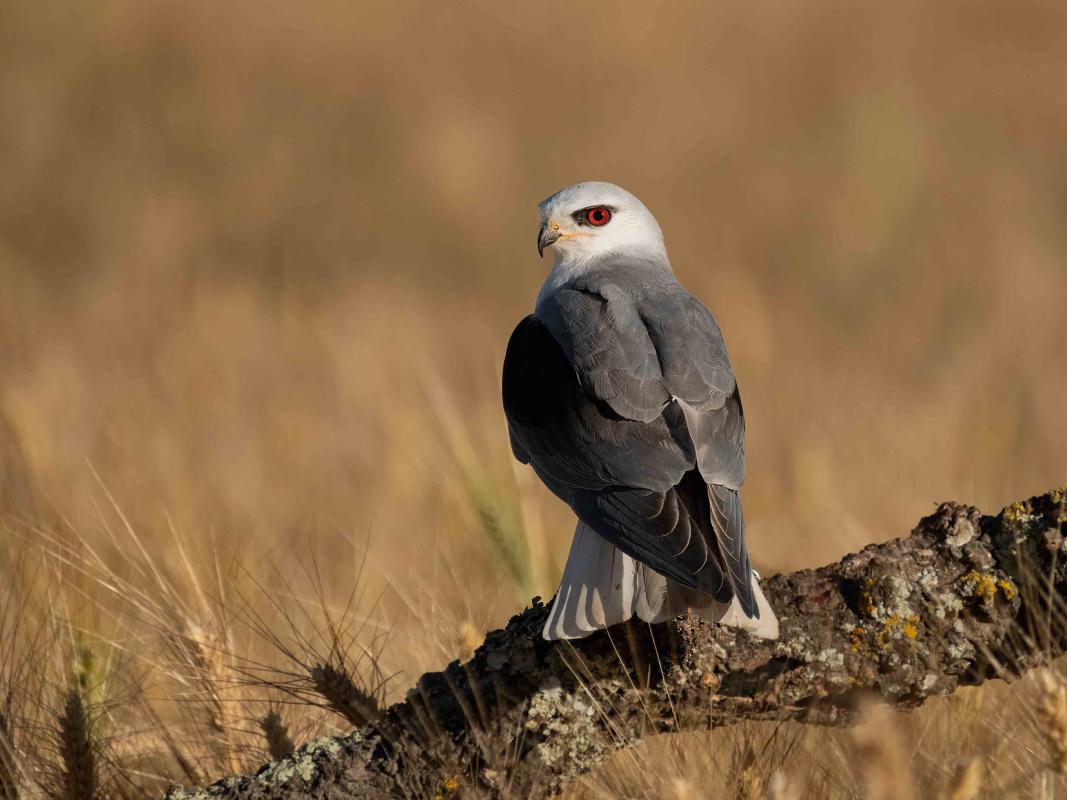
(537, 181, 668, 266)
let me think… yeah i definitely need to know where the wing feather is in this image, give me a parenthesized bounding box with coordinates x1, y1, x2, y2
(536, 287, 669, 423)
(707, 484, 757, 617)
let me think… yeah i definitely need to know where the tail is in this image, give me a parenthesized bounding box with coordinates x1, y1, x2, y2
(543, 522, 778, 641)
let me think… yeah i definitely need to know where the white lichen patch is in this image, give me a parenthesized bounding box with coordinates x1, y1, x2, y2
(880, 575, 917, 619)
(524, 672, 644, 775)
(815, 648, 844, 668)
(778, 630, 818, 660)
(917, 567, 940, 592)
(262, 757, 311, 786)
(945, 620, 977, 661)
(931, 590, 964, 619)
(533, 676, 562, 703)
(256, 736, 345, 787)
(526, 683, 607, 769)
(945, 515, 977, 547)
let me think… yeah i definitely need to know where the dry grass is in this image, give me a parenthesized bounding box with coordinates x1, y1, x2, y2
(851, 702, 916, 800)
(945, 758, 984, 800)
(1, 0, 1067, 796)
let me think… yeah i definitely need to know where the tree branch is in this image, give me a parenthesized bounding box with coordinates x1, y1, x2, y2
(166, 488, 1067, 800)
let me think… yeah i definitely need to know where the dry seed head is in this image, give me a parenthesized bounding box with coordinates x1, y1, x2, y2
(173, 618, 240, 775)
(72, 648, 94, 695)
(943, 757, 982, 800)
(310, 663, 381, 729)
(456, 620, 481, 662)
(58, 689, 95, 800)
(1037, 670, 1067, 774)
(733, 746, 763, 800)
(736, 765, 763, 800)
(471, 489, 532, 594)
(176, 621, 229, 731)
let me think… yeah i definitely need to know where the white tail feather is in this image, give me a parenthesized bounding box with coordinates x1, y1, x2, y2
(543, 522, 779, 641)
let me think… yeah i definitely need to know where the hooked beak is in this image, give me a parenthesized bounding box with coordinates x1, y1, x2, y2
(537, 223, 562, 258)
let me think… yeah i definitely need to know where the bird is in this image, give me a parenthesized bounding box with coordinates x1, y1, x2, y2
(502, 181, 778, 641)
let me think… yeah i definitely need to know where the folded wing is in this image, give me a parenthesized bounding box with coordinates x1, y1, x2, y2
(504, 279, 758, 618)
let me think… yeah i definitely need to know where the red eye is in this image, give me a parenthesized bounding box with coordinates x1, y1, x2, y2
(585, 206, 611, 226)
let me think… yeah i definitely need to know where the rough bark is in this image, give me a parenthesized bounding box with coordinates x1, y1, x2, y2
(166, 488, 1067, 800)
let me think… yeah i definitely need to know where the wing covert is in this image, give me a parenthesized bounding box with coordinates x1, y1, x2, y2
(536, 287, 669, 423)
(638, 289, 735, 409)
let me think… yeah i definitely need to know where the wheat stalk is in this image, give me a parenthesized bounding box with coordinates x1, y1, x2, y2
(57, 689, 95, 800)
(468, 476, 532, 596)
(1037, 670, 1067, 774)
(258, 711, 295, 761)
(167, 615, 242, 776)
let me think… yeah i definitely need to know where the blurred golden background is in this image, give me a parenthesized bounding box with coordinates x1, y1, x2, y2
(1, 0, 1066, 795)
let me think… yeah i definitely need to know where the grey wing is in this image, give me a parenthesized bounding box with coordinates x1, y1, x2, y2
(502, 314, 691, 494)
(570, 474, 733, 601)
(640, 290, 756, 615)
(505, 283, 759, 618)
(638, 290, 735, 408)
(536, 287, 670, 423)
(707, 481, 754, 615)
(502, 315, 729, 599)
(638, 289, 743, 486)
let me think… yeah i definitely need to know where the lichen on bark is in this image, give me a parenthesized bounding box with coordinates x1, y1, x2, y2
(166, 488, 1067, 800)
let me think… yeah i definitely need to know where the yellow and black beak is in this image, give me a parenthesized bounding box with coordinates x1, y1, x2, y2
(537, 223, 562, 258)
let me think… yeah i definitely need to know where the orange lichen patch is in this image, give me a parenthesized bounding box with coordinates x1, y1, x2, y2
(875, 615, 898, 650)
(902, 617, 919, 639)
(1001, 500, 1033, 525)
(874, 614, 920, 648)
(850, 626, 868, 652)
(961, 570, 997, 598)
(1052, 487, 1067, 524)
(997, 578, 1018, 600)
(960, 570, 1016, 602)
(1003, 489, 1067, 525)
(434, 776, 461, 799)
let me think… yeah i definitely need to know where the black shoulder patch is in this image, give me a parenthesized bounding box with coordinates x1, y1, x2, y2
(502, 315, 576, 427)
